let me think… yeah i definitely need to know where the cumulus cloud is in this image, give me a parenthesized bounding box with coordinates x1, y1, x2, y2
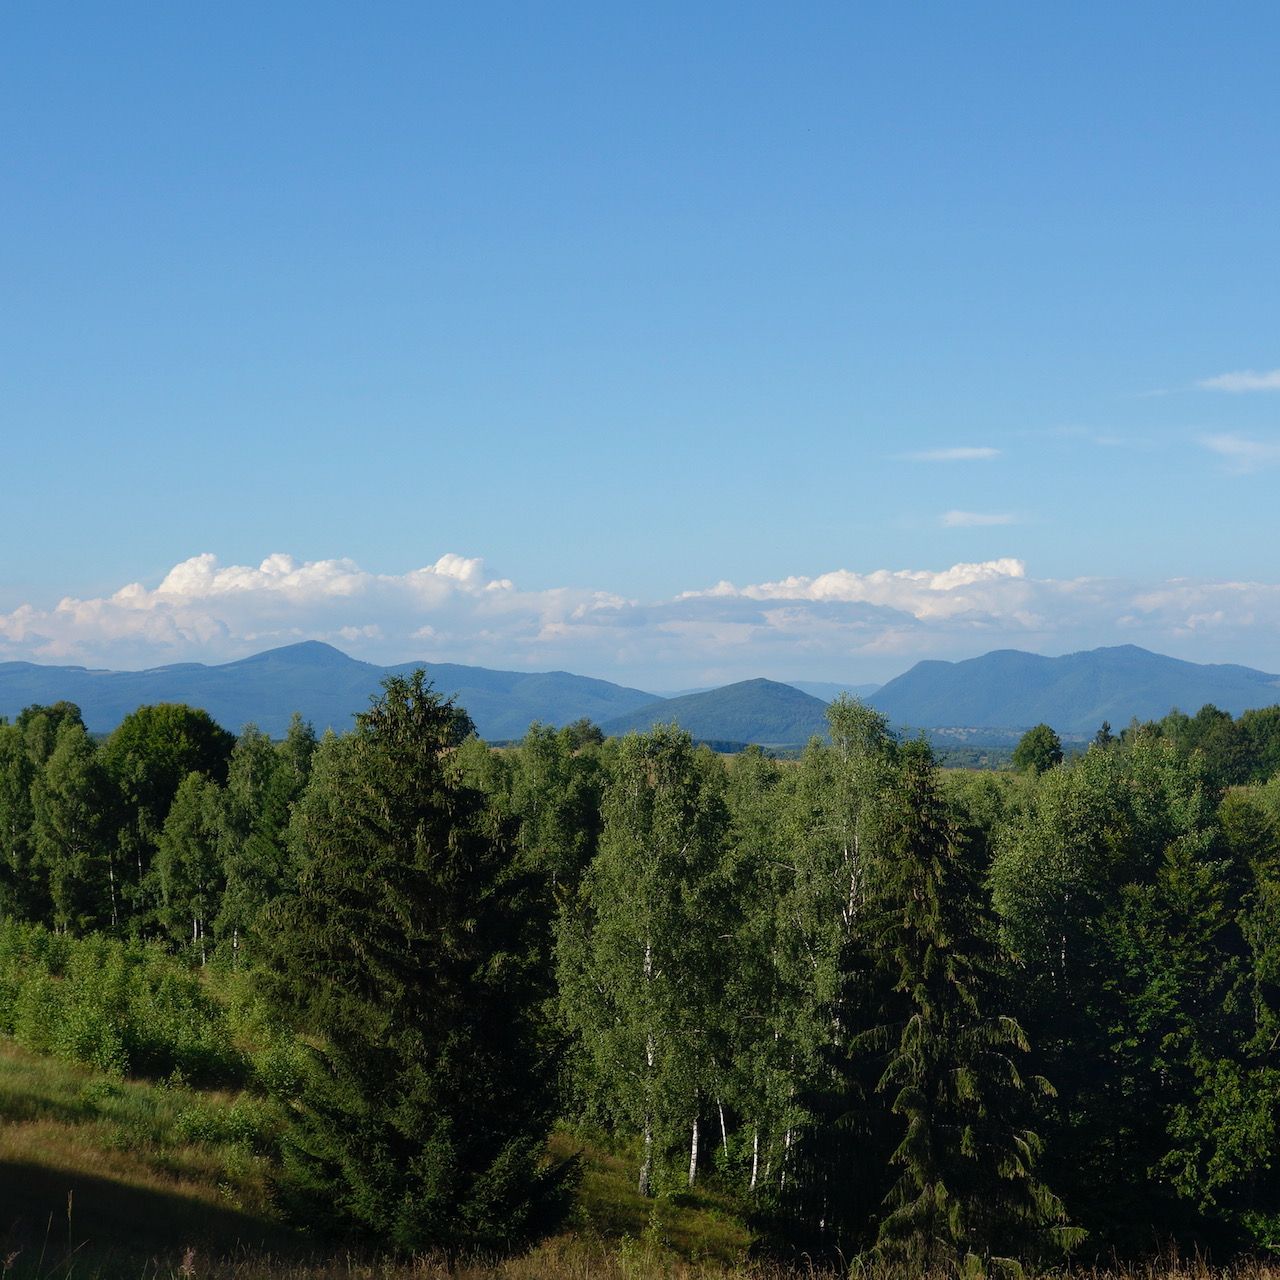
(939, 510, 1017, 527)
(1200, 433, 1280, 473)
(3, 551, 1280, 684)
(894, 446, 1001, 462)
(1198, 368, 1280, 392)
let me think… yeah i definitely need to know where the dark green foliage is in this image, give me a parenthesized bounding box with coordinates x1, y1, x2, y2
(4, 672, 1280, 1268)
(259, 672, 569, 1252)
(990, 734, 1280, 1252)
(868, 741, 1077, 1270)
(101, 703, 234, 924)
(0, 722, 40, 919)
(1012, 724, 1064, 774)
(755, 700, 901, 1252)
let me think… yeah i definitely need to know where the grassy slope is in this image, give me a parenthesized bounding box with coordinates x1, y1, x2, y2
(0, 1041, 293, 1269)
(0, 1041, 752, 1278)
(8, 1041, 1275, 1280)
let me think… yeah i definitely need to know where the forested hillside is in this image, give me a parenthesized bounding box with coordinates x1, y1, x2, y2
(598, 678, 830, 746)
(3, 682, 1280, 1274)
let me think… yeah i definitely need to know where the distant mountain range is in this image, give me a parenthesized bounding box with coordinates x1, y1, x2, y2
(0, 642, 657, 740)
(2, 641, 1278, 746)
(867, 645, 1280, 735)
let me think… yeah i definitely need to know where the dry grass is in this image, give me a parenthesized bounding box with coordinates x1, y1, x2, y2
(5, 1040, 1280, 1280)
(9, 1243, 1280, 1280)
(0, 1039, 294, 1270)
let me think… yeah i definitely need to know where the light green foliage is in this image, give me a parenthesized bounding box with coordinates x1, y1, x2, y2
(0, 920, 246, 1081)
(155, 771, 225, 960)
(215, 717, 316, 963)
(17, 700, 86, 768)
(32, 719, 120, 932)
(558, 725, 730, 1196)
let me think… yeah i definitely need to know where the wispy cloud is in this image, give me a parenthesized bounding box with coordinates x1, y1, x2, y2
(895, 446, 1000, 462)
(940, 510, 1017, 527)
(1198, 368, 1280, 393)
(1200, 433, 1280, 474)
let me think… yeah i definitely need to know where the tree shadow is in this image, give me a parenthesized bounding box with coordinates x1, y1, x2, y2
(0, 1158, 307, 1276)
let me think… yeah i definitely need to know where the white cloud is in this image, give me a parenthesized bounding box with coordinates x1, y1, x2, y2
(895, 446, 1001, 462)
(1198, 368, 1280, 392)
(940, 510, 1017, 528)
(1200, 433, 1280, 473)
(3, 551, 1280, 685)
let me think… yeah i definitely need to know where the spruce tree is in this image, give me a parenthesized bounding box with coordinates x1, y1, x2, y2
(260, 672, 567, 1252)
(867, 740, 1077, 1272)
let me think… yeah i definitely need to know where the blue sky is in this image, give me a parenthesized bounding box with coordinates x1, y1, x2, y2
(3, 3, 1279, 684)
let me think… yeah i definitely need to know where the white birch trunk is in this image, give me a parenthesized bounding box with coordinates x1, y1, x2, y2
(639, 1118, 653, 1197)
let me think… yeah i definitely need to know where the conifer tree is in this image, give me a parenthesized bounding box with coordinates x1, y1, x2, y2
(260, 672, 567, 1252)
(868, 740, 1076, 1271)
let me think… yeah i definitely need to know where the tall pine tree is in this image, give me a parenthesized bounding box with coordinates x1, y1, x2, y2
(260, 672, 568, 1252)
(867, 740, 1077, 1272)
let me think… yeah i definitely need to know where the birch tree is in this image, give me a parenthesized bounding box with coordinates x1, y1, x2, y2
(154, 770, 224, 962)
(32, 720, 120, 932)
(558, 725, 728, 1195)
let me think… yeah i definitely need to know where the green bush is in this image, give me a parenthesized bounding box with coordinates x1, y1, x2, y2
(0, 920, 248, 1083)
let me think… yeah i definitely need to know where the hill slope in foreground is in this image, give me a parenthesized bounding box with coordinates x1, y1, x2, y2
(868, 644, 1280, 735)
(0, 1039, 750, 1278)
(0, 642, 658, 740)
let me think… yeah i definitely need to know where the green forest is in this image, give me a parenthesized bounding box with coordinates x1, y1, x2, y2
(4, 678, 1280, 1277)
